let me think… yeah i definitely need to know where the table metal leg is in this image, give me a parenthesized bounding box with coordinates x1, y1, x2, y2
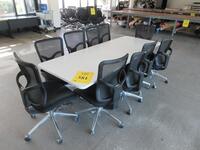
(126, 14, 130, 29)
(172, 20, 177, 38)
(148, 17, 152, 25)
(110, 12, 113, 28)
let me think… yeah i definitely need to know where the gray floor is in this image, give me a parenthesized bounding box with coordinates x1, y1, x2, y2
(0, 25, 200, 150)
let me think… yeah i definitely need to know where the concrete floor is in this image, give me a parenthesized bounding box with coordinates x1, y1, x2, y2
(0, 26, 200, 150)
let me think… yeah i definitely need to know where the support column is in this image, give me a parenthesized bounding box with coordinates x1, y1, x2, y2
(172, 20, 177, 38)
(129, 0, 134, 9)
(47, 0, 61, 28)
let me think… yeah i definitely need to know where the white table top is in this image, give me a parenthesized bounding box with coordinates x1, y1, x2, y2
(38, 36, 157, 89)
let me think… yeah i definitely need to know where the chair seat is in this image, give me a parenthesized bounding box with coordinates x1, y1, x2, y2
(37, 81, 75, 112)
(74, 84, 110, 108)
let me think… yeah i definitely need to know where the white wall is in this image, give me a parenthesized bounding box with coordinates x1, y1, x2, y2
(167, 0, 197, 9)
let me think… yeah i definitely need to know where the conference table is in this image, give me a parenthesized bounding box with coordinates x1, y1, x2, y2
(38, 36, 157, 90)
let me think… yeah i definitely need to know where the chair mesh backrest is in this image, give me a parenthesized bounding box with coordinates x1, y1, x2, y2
(76, 7, 89, 24)
(97, 54, 128, 102)
(98, 23, 111, 43)
(63, 30, 86, 53)
(126, 52, 145, 90)
(97, 8, 103, 18)
(34, 37, 64, 62)
(14, 52, 45, 108)
(135, 24, 155, 40)
(129, 52, 145, 71)
(158, 39, 173, 54)
(65, 8, 76, 18)
(155, 39, 173, 68)
(98, 54, 128, 82)
(87, 6, 97, 23)
(86, 26, 99, 47)
(142, 41, 157, 60)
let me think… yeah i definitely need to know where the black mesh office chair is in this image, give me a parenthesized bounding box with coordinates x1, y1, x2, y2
(96, 8, 106, 23)
(74, 54, 128, 135)
(98, 23, 111, 43)
(87, 6, 98, 24)
(135, 24, 156, 40)
(86, 26, 99, 47)
(34, 37, 65, 83)
(139, 41, 157, 89)
(61, 8, 77, 25)
(76, 7, 90, 25)
(152, 39, 173, 84)
(87, 7, 105, 25)
(14, 52, 77, 144)
(34, 37, 64, 62)
(121, 52, 146, 115)
(63, 30, 86, 53)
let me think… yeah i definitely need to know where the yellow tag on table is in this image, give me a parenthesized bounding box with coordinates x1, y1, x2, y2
(90, 7, 96, 16)
(182, 20, 190, 28)
(191, 13, 196, 17)
(72, 71, 94, 84)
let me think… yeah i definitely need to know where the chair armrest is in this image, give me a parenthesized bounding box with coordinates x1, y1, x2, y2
(126, 69, 144, 88)
(167, 48, 172, 55)
(16, 72, 46, 92)
(159, 48, 172, 57)
(98, 79, 116, 89)
(117, 68, 126, 85)
(129, 68, 144, 76)
(140, 59, 152, 75)
(16, 71, 24, 90)
(23, 84, 47, 107)
(159, 51, 170, 57)
(155, 51, 171, 69)
(23, 84, 43, 92)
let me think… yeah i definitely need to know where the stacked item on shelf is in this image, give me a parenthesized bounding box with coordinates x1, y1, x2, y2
(60, 7, 106, 30)
(116, 1, 129, 10)
(113, 0, 130, 27)
(159, 21, 182, 31)
(191, 2, 200, 11)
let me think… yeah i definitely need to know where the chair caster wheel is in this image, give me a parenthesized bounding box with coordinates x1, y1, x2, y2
(30, 114, 36, 119)
(56, 139, 63, 144)
(146, 85, 151, 89)
(90, 130, 95, 135)
(165, 80, 168, 84)
(24, 135, 31, 142)
(126, 110, 132, 115)
(137, 99, 143, 103)
(74, 114, 80, 123)
(152, 84, 157, 89)
(118, 123, 124, 128)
